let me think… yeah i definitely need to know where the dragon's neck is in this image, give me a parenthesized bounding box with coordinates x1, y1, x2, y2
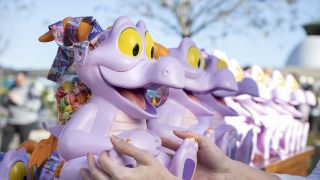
(88, 96, 117, 136)
(91, 95, 146, 136)
(181, 107, 197, 128)
(110, 110, 147, 135)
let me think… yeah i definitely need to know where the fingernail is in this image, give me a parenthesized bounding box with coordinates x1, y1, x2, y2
(98, 154, 107, 163)
(126, 138, 132, 144)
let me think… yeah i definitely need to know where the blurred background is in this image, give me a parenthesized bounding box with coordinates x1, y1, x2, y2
(0, 0, 320, 171)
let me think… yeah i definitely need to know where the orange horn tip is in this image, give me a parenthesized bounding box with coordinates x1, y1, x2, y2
(39, 17, 93, 43)
(154, 42, 169, 59)
(39, 31, 54, 42)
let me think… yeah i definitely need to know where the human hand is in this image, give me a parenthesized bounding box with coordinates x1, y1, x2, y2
(162, 130, 233, 180)
(8, 92, 20, 104)
(80, 135, 178, 180)
(162, 131, 280, 180)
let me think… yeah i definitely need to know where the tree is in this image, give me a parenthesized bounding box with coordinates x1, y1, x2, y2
(0, 0, 34, 57)
(140, 0, 245, 37)
(118, 0, 301, 38)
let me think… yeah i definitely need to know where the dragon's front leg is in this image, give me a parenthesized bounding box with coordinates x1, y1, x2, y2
(169, 137, 198, 180)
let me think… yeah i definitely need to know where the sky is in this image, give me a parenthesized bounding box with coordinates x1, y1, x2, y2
(0, 0, 319, 70)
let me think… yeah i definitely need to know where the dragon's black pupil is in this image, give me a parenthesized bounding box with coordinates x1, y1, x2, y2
(132, 44, 139, 56)
(198, 58, 201, 68)
(23, 176, 27, 180)
(151, 46, 154, 58)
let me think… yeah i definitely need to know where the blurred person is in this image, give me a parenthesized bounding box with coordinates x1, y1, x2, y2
(0, 71, 42, 152)
(81, 131, 320, 180)
(310, 88, 320, 135)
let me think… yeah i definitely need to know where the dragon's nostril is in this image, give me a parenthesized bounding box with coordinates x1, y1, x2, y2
(163, 69, 170, 76)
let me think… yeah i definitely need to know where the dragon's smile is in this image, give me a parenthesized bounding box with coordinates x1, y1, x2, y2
(117, 88, 146, 109)
(183, 90, 201, 104)
(98, 66, 154, 112)
(215, 96, 227, 106)
(213, 95, 237, 114)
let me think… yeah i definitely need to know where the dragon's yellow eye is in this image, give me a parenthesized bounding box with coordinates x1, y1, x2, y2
(278, 76, 285, 87)
(291, 79, 299, 90)
(216, 59, 228, 69)
(256, 73, 264, 83)
(118, 28, 142, 57)
(187, 47, 204, 69)
(234, 66, 244, 82)
(145, 32, 154, 60)
(9, 162, 27, 180)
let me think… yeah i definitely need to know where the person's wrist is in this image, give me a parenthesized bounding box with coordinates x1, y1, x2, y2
(227, 159, 281, 180)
